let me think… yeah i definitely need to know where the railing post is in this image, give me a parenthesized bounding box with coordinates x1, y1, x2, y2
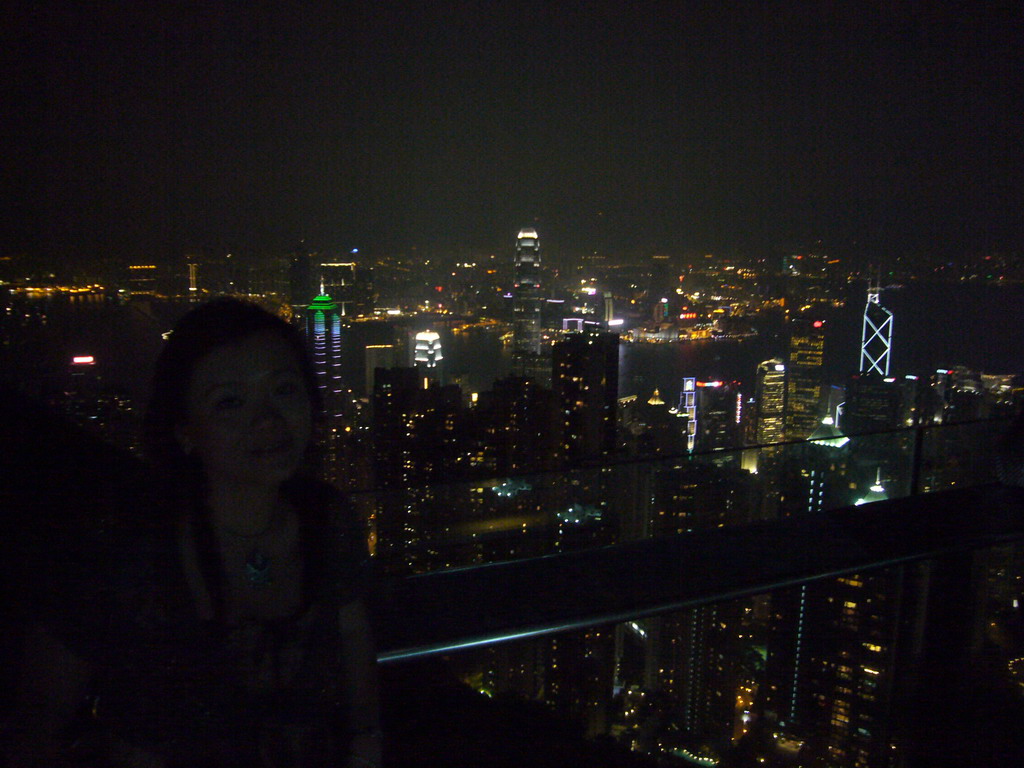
(904, 551, 980, 767)
(909, 424, 926, 496)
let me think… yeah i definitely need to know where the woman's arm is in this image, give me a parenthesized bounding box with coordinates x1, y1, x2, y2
(5, 623, 94, 768)
(338, 598, 382, 768)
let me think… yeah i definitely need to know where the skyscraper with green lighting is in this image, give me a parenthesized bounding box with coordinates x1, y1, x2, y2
(306, 288, 344, 424)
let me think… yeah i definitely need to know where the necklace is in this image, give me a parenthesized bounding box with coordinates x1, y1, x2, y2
(215, 512, 280, 588)
(245, 549, 272, 586)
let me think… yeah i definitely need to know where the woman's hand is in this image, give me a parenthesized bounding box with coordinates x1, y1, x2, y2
(346, 729, 383, 768)
(6, 624, 94, 768)
(338, 599, 381, 768)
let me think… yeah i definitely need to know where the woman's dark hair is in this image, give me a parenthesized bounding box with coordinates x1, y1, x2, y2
(143, 299, 323, 628)
(143, 297, 321, 476)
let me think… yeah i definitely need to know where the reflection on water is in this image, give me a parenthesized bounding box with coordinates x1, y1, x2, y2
(452, 282, 1024, 406)
(7, 282, 1024, 409)
(1, 292, 169, 403)
(617, 337, 776, 406)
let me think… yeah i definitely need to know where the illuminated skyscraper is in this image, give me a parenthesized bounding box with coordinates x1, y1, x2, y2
(413, 330, 443, 384)
(680, 378, 696, 452)
(755, 358, 787, 445)
(512, 228, 545, 381)
(785, 318, 826, 441)
(306, 288, 344, 423)
(860, 283, 893, 377)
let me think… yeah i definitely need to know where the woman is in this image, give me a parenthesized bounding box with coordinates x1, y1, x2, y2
(8, 299, 381, 767)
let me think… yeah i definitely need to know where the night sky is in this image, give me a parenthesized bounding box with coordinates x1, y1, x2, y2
(4, 1, 1023, 262)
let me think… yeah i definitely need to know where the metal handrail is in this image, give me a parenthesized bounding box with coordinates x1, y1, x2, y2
(373, 483, 1024, 662)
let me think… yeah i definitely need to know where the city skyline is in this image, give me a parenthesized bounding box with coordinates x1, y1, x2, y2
(1, 226, 1022, 765)
(4, 2, 1024, 263)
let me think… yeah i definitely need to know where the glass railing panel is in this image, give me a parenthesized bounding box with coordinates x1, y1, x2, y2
(356, 420, 1012, 577)
(381, 540, 1024, 768)
(916, 418, 1005, 493)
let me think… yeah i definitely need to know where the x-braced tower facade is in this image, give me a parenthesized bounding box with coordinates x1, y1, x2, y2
(860, 281, 893, 376)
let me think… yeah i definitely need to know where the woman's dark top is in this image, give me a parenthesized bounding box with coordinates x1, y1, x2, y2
(37, 476, 371, 767)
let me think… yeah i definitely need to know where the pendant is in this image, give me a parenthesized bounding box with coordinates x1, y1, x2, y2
(245, 549, 272, 586)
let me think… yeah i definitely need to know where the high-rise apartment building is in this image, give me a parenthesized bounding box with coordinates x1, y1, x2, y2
(785, 318, 827, 441)
(768, 566, 910, 768)
(552, 330, 619, 461)
(372, 368, 463, 488)
(475, 375, 562, 474)
(767, 423, 850, 735)
(371, 367, 467, 572)
(637, 463, 764, 748)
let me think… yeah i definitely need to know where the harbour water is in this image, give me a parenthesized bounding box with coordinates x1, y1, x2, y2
(451, 282, 1024, 407)
(5, 282, 1024, 410)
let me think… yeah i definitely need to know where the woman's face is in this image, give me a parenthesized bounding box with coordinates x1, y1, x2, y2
(176, 331, 314, 490)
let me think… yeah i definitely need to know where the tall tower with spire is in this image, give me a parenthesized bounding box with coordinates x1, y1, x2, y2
(846, 279, 900, 437)
(860, 279, 893, 376)
(512, 228, 547, 383)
